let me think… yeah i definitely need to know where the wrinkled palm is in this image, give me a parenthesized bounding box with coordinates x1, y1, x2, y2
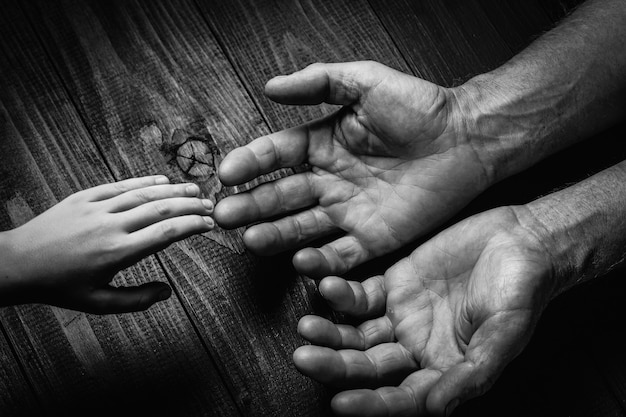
(294, 208, 554, 416)
(215, 61, 488, 277)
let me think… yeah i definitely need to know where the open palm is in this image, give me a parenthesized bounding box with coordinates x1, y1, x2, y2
(215, 61, 489, 277)
(294, 207, 555, 416)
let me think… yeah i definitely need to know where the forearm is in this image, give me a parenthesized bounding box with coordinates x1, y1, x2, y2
(515, 159, 626, 296)
(457, 0, 626, 183)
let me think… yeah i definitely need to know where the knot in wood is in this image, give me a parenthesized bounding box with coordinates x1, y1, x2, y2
(167, 125, 220, 178)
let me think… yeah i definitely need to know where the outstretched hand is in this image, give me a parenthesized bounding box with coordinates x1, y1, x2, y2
(293, 207, 555, 416)
(1, 175, 214, 313)
(215, 61, 490, 278)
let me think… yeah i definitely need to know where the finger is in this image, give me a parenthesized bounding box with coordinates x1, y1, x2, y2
(79, 175, 170, 201)
(125, 215, 214, 262)
(120, 197, 214, 232)
(214, 172, 317, 229)
(265, 61, 385, 106)
(293, 343, 418, 388)
(330, 369, 442, 417)
(298, 315, 394, 350)
(83, 282, 172, 314)
(293, 235, 370, 278)
(317, 275, 387, 318)
(218, 123, 314, 186)
(105, 182, 202, 212)
(242, 207, 336, 255)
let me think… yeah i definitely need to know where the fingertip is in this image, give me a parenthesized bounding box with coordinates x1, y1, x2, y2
(218, 147, 257, 186)
(213, 198, 237, 229)
(297, 315, 317, 337)
(318, 276, 350, 300)
(297, 315, 341, 347)
(331, 390, 383, 417)
(293, 248, 332, 278)
(292, 345, 314, 373)
(201, 216, 215, 231)
(155, 284, 172, 302)
(142, 282, 172, 307)
(243, 225, 278, 255)
(263, 64, 329, 105)
(292, 345, 340, 384)
(264, 75, 288, 98)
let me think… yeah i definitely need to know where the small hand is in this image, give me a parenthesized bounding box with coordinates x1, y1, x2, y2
(2, 175, 214, 314)
(293, 207, 555, 416)
(215, 61, 489, 278)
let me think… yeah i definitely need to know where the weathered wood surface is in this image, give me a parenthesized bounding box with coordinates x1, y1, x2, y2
(368, 0, 512, 86)
(196, 0, 411, 131)
(22, 0, 328, 415)
(1, 0, 626, 416)
(0, 2, 237, 416)
(0, 322, 40, 416)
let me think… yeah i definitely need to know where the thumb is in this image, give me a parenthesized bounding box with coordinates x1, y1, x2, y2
(85, 282, 172, 314)
(264, 61, 384, 106)
(426, 311, 534, 416)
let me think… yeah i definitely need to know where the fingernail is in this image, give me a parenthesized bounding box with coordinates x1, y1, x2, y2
(186, 184, 199, 195)
(203, 216, 214, 228)
(155, 176, 169, 184)
(157, 287, 171, 301)
(201, 199, 214, 212)
(445, 400, 460, 417)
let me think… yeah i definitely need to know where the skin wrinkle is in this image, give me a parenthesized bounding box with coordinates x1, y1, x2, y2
(364, 349, 383, 383)
(273, 177, 288, 212)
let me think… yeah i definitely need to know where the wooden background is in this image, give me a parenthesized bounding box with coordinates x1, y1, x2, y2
(2, 0, 626, 416)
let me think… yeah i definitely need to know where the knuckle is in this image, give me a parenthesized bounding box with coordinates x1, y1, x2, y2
(133, 189, 152, 204)
(273, 183, 287, 211)
(306, 62, 324, 71)
(189, 215, 204, 230)
(96, 238, 126, 267)
(65, 190, 84, 203)
(153, 201, 171, 216)
(113, 180, 129, 194)
(159, 221, 178, 239)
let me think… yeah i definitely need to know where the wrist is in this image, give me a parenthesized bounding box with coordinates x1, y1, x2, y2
(512, 163, 626, 296)
(451, 64, 583, 186)
(0, 229, 34, 306)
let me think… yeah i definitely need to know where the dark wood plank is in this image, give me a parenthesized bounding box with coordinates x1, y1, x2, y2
(23, 0, 330, 414)
(0, 323, 42, 417)
(0, 3, 238, 416)
(540, 0, 586, 23)
(196, 0, 412, 130)
(367, 0, 512, 85)
(477, 0, 554, 53)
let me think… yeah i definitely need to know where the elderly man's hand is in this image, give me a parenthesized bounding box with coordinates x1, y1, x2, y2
(293, 207, 555, 416)
(215, 61, 490, 277)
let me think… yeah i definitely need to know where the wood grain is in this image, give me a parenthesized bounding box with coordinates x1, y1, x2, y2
(196, 0, 411, 131)
(367, 0, 511, 86)
(0, 2, 237, 415)
(477, 0, 554, 54)
(23, 0, 330, 414)
(0, 323, 41, 416)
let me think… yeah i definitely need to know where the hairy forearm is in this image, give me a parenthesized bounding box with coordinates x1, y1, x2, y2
(515, 159, 626, 296)
(457, 0, 626, 183)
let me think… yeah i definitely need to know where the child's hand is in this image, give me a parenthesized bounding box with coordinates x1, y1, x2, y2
(0, 175, 214, 314)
